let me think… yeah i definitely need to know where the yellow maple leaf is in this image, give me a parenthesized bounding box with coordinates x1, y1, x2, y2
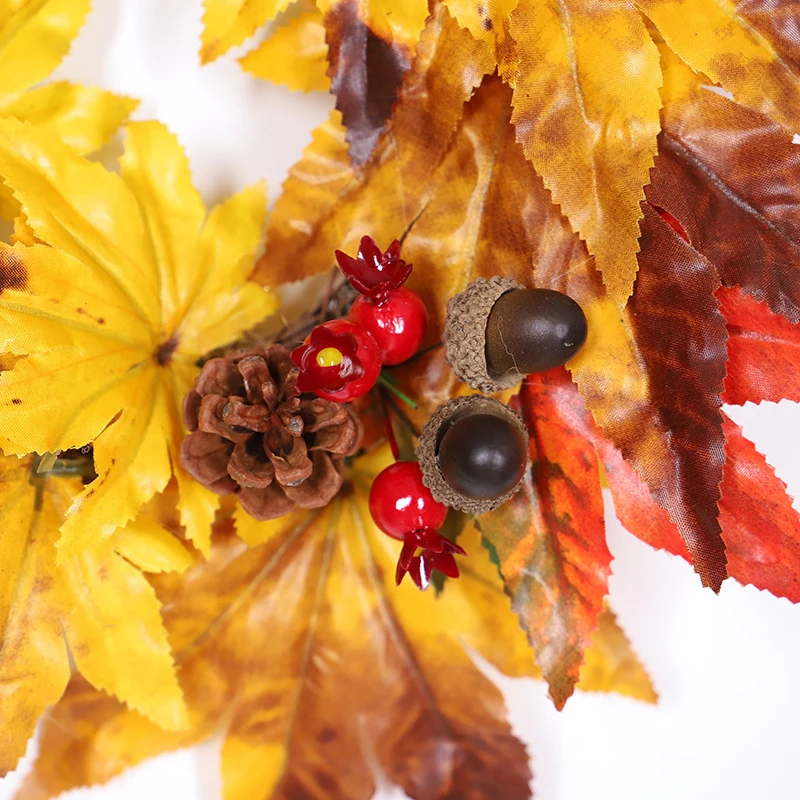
(0, 455, 189, 777)
(0, 0, 137, 227)
(0, 119, 278, 561)
(200, 0, 294, 64)
(240, 9, 331, 93)
(442, 0, 519, 68)
(507, 0, 662, 306)
(637, 0, 800, 133)
(14, 445, 655, 800)
(0, 0, 136, 155)
(114, 505, 196, 575)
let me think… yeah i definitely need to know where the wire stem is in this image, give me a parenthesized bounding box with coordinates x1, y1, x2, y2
(376, 373, 418, 409)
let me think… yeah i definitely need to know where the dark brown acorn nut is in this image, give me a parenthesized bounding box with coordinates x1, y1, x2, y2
(416, 395, 530, 515)
(444, 276, 587, 393)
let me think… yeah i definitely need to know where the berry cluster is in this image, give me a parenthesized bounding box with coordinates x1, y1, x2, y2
(291, 236, 588, 593)
(292, 237, 464, 590)
(291, 236, 427, 403)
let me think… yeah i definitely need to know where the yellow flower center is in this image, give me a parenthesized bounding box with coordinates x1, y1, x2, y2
(316, 347, 344, 368)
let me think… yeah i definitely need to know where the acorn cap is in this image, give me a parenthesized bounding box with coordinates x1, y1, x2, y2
(416, 395, 530, 515)
(443, 276, 524, 394)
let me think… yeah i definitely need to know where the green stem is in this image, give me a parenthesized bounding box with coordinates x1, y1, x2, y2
(376, 373, 418, 409)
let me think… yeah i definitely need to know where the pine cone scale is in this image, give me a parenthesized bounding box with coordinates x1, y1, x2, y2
(195, 358, 244, 396)
(278, 409, 304, 436)
(181, 431, 233, 484)
(183, 390, 202, 431)
(268, 435, 313, 486)
(228, 439, 275, 488)
(283, 453, 343, 509)
(223, 397, 271, 431)
(240, 483, 296, 521)
(197, 395, 250, 443)
(308, 413, 362, 454)
(237, 355, 272, 404)
(301, 398, 348, 431)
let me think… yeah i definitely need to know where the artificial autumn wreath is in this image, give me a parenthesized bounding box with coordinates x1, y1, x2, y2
(1, 1, 799, 799)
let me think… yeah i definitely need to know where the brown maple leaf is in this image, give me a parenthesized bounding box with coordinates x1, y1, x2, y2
(14, 448, 656, 800)
(255, 4, 496, 289)
(324, 0, 415, 166)
(648, 78, 800, 324)
(201, 0, 431, 166)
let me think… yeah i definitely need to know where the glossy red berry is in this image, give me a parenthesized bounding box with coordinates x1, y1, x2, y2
(291, 319, 381, 403)
(349, 287, 428, 365)
(369, 461, 448, 540)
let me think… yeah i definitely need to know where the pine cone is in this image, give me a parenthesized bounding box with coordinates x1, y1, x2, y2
(181, 345, 363, 521)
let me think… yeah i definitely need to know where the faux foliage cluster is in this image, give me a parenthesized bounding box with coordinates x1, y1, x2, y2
(0, 1, 799, 799)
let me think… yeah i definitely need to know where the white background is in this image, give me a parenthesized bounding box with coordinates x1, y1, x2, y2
(2, 2, 800, 798)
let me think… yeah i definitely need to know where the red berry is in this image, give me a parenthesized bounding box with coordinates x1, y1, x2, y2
(292, 319, 381, 403)
(369, 461, 448, 540)
(349, 287, 428, 365)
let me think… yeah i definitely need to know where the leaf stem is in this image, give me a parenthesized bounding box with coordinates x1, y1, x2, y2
(376, 373, 418, 409)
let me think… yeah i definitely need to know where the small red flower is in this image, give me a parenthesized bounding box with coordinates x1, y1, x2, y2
(291, 320, 381, 403)
(292, 322, 362, 393)
(335, 235, 412, 301)
(395, 527, 467, 591)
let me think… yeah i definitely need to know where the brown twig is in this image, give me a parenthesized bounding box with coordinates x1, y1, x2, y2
(201, 269, 359, 364)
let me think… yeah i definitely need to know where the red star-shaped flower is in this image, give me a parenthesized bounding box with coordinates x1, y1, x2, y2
(395, 527, 467, 591)
(335, 235, 413, 301)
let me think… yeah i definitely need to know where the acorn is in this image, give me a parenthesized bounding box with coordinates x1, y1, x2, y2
(416, 395, 530, 514)
(444, 276, 587, 393)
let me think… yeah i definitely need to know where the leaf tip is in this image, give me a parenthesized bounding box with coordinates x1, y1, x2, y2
(692, 537, 728, 595)
(199, 45, 217, 66)
(549, 687, 573, 712)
